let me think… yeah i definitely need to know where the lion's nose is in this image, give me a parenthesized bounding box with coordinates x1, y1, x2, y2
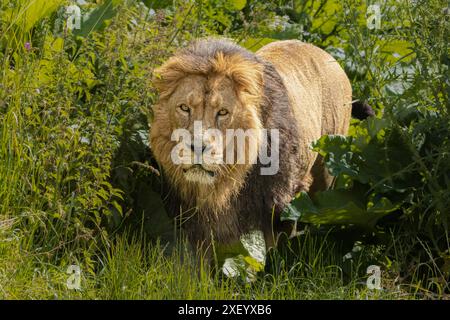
(190, 143, 207, 154)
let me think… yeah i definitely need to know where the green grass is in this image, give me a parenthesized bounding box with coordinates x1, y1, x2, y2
(0, 225, 420, 300)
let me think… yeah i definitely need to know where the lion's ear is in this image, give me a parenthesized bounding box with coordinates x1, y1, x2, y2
(152, 57, 185, 100)
(212, 53, 264, 106)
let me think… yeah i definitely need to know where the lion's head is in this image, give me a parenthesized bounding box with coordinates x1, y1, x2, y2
(150, 39, 265, 210)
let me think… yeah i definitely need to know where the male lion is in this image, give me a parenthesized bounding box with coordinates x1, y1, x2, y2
(150, 38, 368, 257)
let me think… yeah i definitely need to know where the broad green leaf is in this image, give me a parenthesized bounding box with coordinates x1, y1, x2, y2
(282, 189, 401, 228)
(244, 256, 264, 272)
(379, 39, 415, 63)
(312, 135, 359, 177)
(15, 0, 64, 32)
(217, 241, 250, 262)
(229, 0, 247, 11)
(73, 0, 119, 37)
(241, 37, 276, 52)
(281, 191, 317, 222)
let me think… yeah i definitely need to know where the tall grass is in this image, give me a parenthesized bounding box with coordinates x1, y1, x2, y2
(1, 225, 419, 299)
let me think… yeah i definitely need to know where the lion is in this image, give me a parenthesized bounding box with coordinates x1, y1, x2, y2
(150, 38, 368, 258)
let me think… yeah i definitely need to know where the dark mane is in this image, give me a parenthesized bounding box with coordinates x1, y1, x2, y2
(180, 37, 259, 65)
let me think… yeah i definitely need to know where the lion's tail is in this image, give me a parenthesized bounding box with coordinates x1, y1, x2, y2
(351, 100, 375, 120)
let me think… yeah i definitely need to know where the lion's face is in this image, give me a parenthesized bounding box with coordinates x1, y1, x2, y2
(152, 73, 261, 185)
(150, 47, 264, 206)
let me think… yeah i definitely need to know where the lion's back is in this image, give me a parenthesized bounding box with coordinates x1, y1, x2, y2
(257, 40, 352, 182)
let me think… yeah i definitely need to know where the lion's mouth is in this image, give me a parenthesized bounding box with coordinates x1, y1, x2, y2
(183, 165, 215, 178)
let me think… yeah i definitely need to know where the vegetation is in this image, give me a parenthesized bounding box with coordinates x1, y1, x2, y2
(0, 0, 448, 299)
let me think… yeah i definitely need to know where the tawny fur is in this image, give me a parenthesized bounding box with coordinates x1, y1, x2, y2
(149, 38, 352, 253)
(257, 40, 352, 193)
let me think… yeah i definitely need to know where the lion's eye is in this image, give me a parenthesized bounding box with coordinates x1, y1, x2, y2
(178, 104, 190, 113)
(217, 109, 229, 116)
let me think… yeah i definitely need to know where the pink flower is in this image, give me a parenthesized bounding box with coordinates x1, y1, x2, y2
(24, 42, 31, 51)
